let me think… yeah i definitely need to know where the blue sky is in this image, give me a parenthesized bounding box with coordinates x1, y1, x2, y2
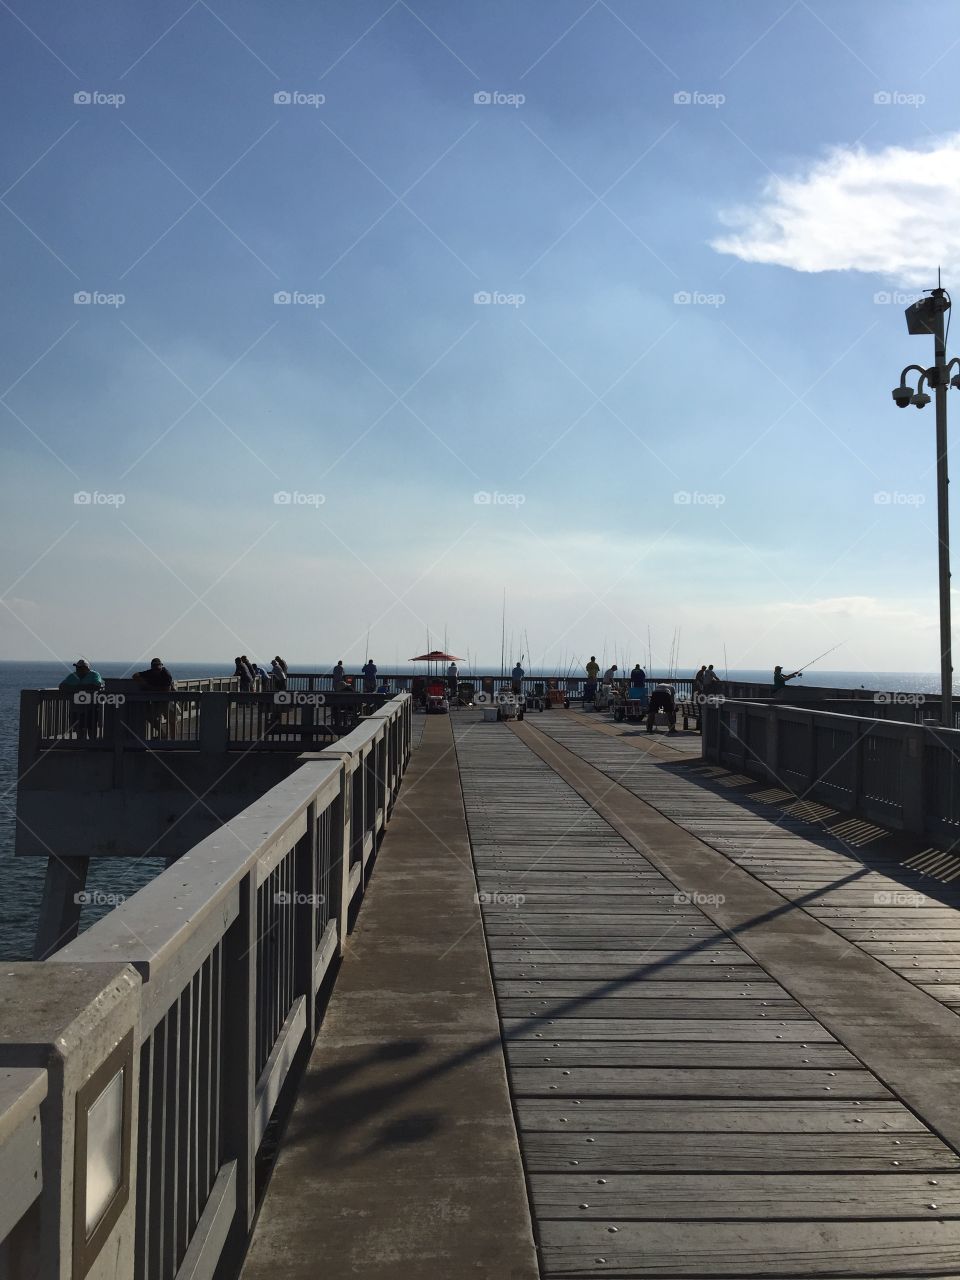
(1, 0, 959, 675)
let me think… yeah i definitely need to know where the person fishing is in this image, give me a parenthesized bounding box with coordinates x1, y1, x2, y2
(773, 664, 802, 694)
(702, 664, 721, 699)
(584, 655, 600, 704)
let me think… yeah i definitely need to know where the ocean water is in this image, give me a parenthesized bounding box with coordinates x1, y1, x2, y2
(0, 660, 950, 960)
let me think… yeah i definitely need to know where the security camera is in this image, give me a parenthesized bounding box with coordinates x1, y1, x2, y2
(892, 385, 913, 407)
(912, 391, 931, 408)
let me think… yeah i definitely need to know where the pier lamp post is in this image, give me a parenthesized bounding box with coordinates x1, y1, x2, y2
(891, 283, 960, 728)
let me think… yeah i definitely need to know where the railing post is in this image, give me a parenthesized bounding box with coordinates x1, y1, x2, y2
(220, 871, 257, 1256)
(0, 964, 141, 1280)
(335, 765, 352, 953)
(17, 691, 41, 775)
(901, 726, 925, 833)
(852, 720, 864, 812)
(295, 801, 319, 1041)
(199, 693, 230, 753)
(806, 712, 817, 796)
(765, 706, 779, 784)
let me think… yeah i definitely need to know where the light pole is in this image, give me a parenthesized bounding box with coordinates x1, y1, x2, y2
(892, 282, 960, 727)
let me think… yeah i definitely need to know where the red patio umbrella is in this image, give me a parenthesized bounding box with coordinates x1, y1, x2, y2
(409, 650, 465, 682)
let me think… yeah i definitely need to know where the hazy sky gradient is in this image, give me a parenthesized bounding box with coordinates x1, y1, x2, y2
(2, 0, 958, 676)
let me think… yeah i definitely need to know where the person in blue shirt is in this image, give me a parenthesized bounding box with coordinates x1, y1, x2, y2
(362, 659, 377, 693)
(630, 664, 646, 688)
(59, 658, 104, 740)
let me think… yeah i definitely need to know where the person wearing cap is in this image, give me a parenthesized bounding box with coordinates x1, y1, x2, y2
(133, 657, 174, 691)
(59, 658, 104, 741)
(773, 664, 801, 694)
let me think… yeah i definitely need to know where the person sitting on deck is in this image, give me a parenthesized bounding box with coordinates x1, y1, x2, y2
(773, 664, 801, 694)
(511, 661, 524, 694)
(59, 658, 104, 741)
(376, 678, 390, 695)
(646, 682, 678, 734)
(362, 658, 377, 693)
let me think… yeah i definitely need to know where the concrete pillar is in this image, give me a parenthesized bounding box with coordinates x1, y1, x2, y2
(34, 857, 90, 960)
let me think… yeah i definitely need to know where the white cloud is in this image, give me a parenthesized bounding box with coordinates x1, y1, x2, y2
(712, 134, 960, 287)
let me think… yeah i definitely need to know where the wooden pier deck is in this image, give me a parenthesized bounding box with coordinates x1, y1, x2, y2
(245, 709, 960, 1279)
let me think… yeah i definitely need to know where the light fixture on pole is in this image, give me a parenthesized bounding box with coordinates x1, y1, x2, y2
(891, 276, 959, 727)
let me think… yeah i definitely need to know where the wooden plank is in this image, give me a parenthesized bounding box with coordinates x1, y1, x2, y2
(508, 1067, 890, 1100)
(514, 1099, 924, 1134)
(529, 1171, 960, 1220)
(500, 998, 809, 1019)
(502, 1018, 831, 1042)
(498, 980, 789, 998)
(522, 1130, 953, 1171)
(493, 963, 768, 982)
(505, 1041, 859, 1069)
(538, 1219, 960, 1278)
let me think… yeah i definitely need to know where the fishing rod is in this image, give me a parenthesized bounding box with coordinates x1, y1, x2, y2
(795, 641, 845, 676)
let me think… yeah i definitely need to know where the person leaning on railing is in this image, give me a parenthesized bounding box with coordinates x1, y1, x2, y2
(59, 658, 104, 741)
(234, 656, 255, 691)
(133, 658, 175, 738)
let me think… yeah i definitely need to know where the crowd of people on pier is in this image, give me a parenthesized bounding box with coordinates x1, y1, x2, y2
(55, 652, 802, 744)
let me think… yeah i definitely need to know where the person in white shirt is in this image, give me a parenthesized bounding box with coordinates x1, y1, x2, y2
(603, 664, 618, 685)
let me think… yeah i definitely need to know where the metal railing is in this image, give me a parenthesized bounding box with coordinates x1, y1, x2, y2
(288, 671, 697, 700)
(722, 679, 960, 730)
(703, 697, 960, 838)
(20, 690, 394, 759)
(0, 694, 412, 1280)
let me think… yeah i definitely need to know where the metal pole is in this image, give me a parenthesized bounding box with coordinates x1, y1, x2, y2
(933, 288, 954, 727)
